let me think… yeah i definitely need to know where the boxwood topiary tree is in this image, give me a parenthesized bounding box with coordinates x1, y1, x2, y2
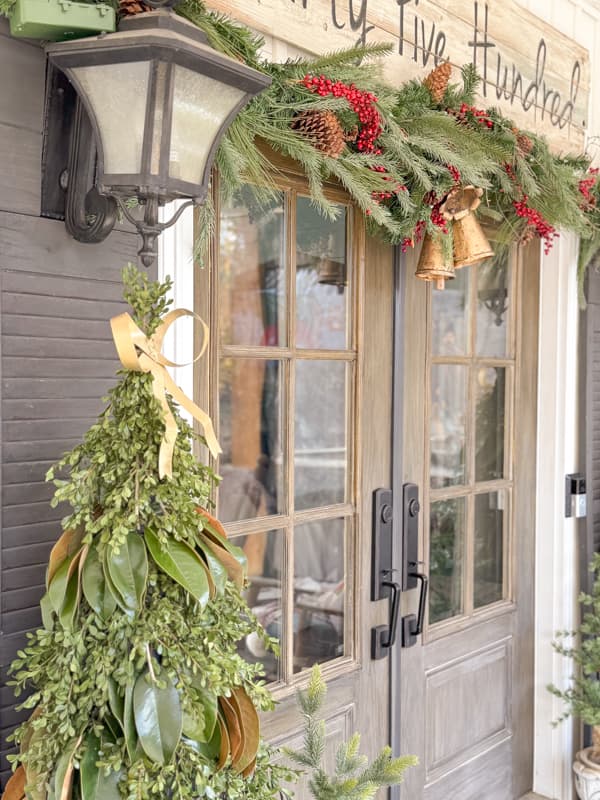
(2, 266, 290, 800)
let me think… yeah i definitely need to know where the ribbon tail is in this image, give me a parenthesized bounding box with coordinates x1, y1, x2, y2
(149, 365, 177, 480)
(164, 373, 222, 459)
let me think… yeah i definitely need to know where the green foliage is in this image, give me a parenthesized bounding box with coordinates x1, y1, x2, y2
(549, 552, 600, 726)
(6, 266, 290, 800)
(287, 666, 417, 800)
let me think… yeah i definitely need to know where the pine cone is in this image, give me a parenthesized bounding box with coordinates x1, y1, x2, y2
(291, 110, 347, 159)
(423, 61, 452, 104)
(511, 127, 533, 156)
(518, 224, 536, 246)
(119, 0, 150, 16)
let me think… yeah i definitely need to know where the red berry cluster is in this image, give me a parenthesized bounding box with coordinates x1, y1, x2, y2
(450, 103, 494, 129)
(401, 220, 426, 253)
(513, 197, 558, 255)
(447, 165, 461, 183)
(370, 164, 407, 202)
(302, 74, 382, 153)
(430, 204, 449, 235)
(579, 167, 599, 207)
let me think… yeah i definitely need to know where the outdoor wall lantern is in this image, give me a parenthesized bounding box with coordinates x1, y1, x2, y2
(45, 6, 271, 266)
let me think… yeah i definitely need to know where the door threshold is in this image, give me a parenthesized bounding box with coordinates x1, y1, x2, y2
(519, 794, 552, 800)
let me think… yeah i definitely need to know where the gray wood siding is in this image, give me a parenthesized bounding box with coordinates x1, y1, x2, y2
(0, 25, 147, 786)
(584, 265, 600, 592)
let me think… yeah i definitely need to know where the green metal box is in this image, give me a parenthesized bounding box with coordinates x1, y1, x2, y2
(9, 0, 116, 40)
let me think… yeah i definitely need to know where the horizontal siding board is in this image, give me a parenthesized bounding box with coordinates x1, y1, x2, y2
(3, 419, 93, 441)
(1, 271, 130, 301)
(3, 482, 54, 506)
(2, 608, 42, 635)
(3, 398, 107, 421)
(3, 440, 80, 463)
(3, 357, 119, 379)
(3, 314, 114, 340)
(0, 212, 138, 280)
(3, 462, 55, 484)
(2, 501, 65, 528)
(2, 544, 53, 570)
(2, 336, 117, 360)
(2, 293, 125, 321)
(2, 565, 46, 592)
(0, 125, 41, 216)
(2, 585, 45, 613)
(3, 521, 61, 550)
(3, 378, 114, 401)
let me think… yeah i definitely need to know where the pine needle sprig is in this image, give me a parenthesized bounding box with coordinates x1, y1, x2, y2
(286, 666, 417, 800)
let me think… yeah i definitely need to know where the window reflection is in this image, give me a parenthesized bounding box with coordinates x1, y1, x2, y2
(430, 365, 467, 489)
(235, 530, 283, 683)
(474, 492, 505, 608)
(219, 359, 283, 522)
(429, 498, 465, 624)
(293, 518, 345, 673)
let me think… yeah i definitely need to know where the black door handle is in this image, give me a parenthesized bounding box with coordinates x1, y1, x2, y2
(371, 579, 400, 659)
(402, 570, 429, 648)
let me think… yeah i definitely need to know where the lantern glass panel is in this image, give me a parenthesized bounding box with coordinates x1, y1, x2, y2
(170, 65, 245, 185)
(72, 61, 150, 175)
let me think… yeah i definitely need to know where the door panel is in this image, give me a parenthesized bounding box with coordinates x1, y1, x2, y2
(396, 244, 538, 800)
(198, 180, 394, 789)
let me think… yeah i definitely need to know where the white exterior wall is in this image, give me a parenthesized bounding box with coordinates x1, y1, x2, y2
(517, 1, 600, 798)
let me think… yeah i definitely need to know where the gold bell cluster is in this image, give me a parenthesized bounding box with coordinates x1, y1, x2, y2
(415, 186, 494, 290)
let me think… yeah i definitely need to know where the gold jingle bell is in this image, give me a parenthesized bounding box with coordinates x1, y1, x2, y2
(440, 185, 494, 268)
(415, 234, 455, 290)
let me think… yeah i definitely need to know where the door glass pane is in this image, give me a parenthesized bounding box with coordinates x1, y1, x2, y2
(430, 365, 467, 489)
(474, 492, 505, 608)
(234, 530, 284, 683)
(219, 191, 286, 347)
(476, 258, 509, 357)
(475, 367, 506, 482)
(432, 267, 470, 356)
(296, 196, 349, 350)
(293, 517, 345, 673)
(295, 360, 348, 510)
(429, 498, 465, 624)
(219, 358, 283, 522)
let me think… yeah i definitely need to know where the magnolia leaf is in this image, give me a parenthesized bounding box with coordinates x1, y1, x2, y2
(80, 734, 122, 800)
(145, 529, 210, 607)
(123, 680, 139, 761)
(105, 534, 148, 611)
(183, 717, 221, 762)
(196, 509, 247, 572)
(103, 715, 121, 743)
(182, 703, 206, 743)
(229, 687, 260, 773)
(194, 540, 227, 595)
(198, 535, 245, 590)
(3, 765, 25, 800)
(53, 735, 82, 800)
(82, 547, 117, 619)
(133, 669, 182, 765)
(216, 714, 230, 771)
(40, 591, 55, 631)
(47, 528, 84, 587)
(219, 696, 243, 765)
(48, 549, 83, 616)
(107, 679, 124, 732)
(242, 757, 257, 778)
(58, 571, 80, 631)
(101, 557, 132, 617)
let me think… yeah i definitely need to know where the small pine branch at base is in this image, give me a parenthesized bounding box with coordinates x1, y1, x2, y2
(287, 666, 417, 800)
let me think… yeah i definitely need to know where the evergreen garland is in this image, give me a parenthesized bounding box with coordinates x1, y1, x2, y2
(172, 0, 600, 284)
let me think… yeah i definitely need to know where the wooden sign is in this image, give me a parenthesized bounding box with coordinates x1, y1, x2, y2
(206, 0, 589, 152)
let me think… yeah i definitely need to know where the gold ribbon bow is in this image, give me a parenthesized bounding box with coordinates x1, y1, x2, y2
(110, 309, 221, 479)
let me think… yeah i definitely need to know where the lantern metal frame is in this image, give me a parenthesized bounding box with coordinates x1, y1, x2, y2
(44, 10, 271, 265)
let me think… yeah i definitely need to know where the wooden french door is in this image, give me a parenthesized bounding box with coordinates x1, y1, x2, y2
(394, 243, 539, 800)
(196, 171, 394, 783)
